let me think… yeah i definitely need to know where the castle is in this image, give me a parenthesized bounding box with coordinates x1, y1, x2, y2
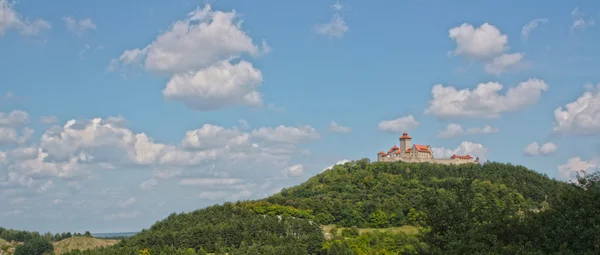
(377, 132, 479, 165)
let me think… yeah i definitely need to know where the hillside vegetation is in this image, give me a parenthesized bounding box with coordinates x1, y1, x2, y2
(45, 160, 600, 254)
(53, 236, 119, 254)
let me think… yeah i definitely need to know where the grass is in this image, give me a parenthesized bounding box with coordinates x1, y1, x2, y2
(321, 225, 419, 237)
(53, 236, 119, 255)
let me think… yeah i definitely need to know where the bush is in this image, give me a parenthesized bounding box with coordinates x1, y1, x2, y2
(341, 228, 359, 237)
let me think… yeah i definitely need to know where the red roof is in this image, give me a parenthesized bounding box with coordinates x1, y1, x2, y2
(400, 132, 412, 139)
(413, 144, 430, 153)
(388, 145, 399, 153)
(377, 151, 386, 155)
(451, 154, 473, 159)
(405, 148, 412, 153)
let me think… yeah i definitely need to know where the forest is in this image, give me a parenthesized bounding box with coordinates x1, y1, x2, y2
(5, 159, 600, 254)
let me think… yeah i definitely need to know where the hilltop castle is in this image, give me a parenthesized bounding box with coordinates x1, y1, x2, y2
(377, 132, 479, 165)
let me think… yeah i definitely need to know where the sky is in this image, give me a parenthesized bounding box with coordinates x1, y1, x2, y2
(1, 0, 600, 233)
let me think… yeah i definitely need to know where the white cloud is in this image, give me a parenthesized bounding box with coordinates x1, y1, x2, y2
(0, 0, 51, 37)
(0, 110, 29, 126)
(432, 141, 488, 162)
(315, 13, 348, 39)
(438, 123, 498, 138)
(449, 22, 523, 74)
(162, 60, 264, 110)
(571, 8, 595, 31)
(315, 1, 348, 39)
(108, 4, 269, 111)
(251, 125, 321, 143)
(327, 121, 351, 133)
(180, 178, 242, 186)
(62, 17, 96, 36)
(558, 157, 597, 180)
(484, 53, 525, 75)
(181, 124, 249, 150)
(109, 5, 264, 75)
(378, 115, 419, 133)
(521, 18, 548, 40)
(140, 178, 158, 191)
(282, 164, 304, 177)
(426, 78, 548, 118)
(322, 159, 351, 172)
(118, 197, 136, 208)
(40, 116, 58, 124)
(38, 180, 54, 192)
(52, 199, 62, 205)
(449, 22, 507, 60)
(523, 142, 558, 156)
(553, 84, 600, 135)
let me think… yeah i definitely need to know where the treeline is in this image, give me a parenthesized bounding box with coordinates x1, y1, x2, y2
(0, 227, 92, 243)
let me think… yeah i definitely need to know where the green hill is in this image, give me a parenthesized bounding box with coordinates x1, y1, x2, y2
(265, 160, 566, 228)
(59, 160, 600, 255)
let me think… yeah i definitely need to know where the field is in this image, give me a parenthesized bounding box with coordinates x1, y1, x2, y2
(53, 236, 119, 255)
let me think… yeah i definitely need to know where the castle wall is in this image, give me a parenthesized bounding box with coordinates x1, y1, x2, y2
(378, 156, 476, 165)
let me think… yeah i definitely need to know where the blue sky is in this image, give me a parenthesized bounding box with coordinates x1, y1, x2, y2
(1, 0, 600, 233)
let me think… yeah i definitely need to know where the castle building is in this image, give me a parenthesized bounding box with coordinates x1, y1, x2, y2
(377, 132, 478, 165)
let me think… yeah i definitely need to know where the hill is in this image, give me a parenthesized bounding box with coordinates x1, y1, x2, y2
(53, 236, 119, 254)
(265, 160, 567, 228)
(59, 160, 600, 254)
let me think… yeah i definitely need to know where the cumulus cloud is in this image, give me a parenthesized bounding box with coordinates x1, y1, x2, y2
(426, 78, 548, 118)
(432, 141, 488, 162)
(109, 4, 269, 111)
(315, 1, 348, 39)
(521, 18, 548, 40)
(523, 142, 558, 156)
(162, 60, 264, 110)
(438, 123, 498, 138)
(109, 5, 265, 75)
(327, 121, 351, 133)
(558, 157, 597, 180)
(0, 110, 29, 126)
(449, 22, 524, 74)
(571, 8, 595, 32)
(378, 115, 419, 133)
(180, 178, 242, 186)
(484, 53, 525, 75)
(62, 17, 96, 36)
(553, 84, 600, 135)
(0, 0, 51, 37)
(282, 164, 304, 177)
(251, 125, 321, 143)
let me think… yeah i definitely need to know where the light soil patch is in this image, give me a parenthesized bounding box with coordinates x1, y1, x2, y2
(53, 236, 119, 255)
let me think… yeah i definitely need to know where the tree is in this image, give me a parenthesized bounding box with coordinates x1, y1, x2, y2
(14, 237, 53, 255)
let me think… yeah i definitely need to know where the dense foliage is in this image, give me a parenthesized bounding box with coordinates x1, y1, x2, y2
(13, 237, 53, 255)
(267, 159, 566, 228)
(63, 203, 324, 255)
(13, 159, 600, 254)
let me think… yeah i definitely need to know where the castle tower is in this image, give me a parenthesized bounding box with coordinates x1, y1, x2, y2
(399, 132, 412, 157)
